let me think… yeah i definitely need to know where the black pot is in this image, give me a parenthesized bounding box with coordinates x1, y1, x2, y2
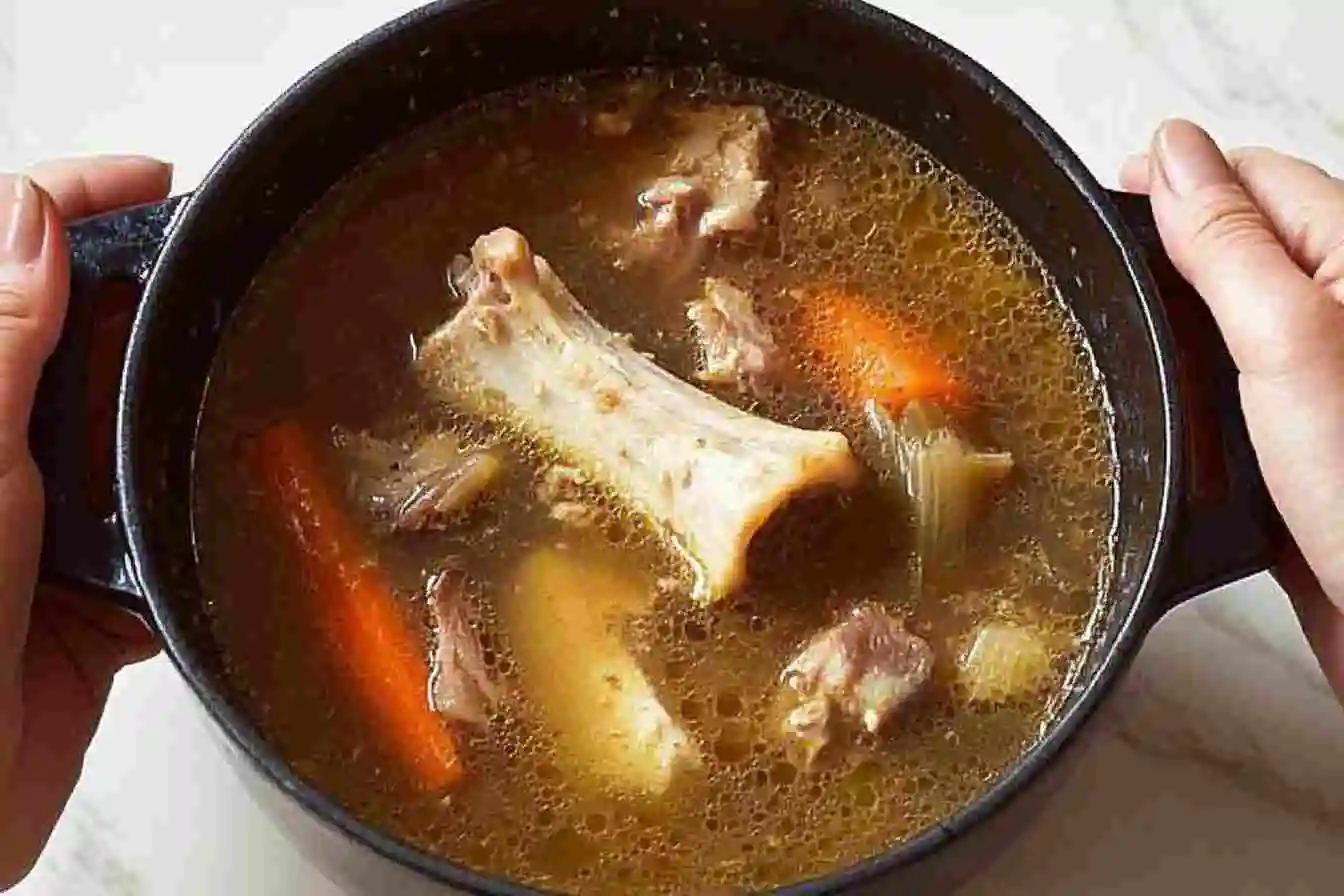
(33, 1, 1284, 893)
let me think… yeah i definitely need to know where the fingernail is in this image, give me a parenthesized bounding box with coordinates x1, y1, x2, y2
(1152, 120, 1233, 197)
(0, 174, 46, 266)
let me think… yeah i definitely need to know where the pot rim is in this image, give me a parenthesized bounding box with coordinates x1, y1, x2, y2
(115, 1, 1183, 893)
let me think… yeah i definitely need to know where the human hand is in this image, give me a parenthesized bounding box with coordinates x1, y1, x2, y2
(0, 156, 173, 887)
(1120, 120, 1344, 700)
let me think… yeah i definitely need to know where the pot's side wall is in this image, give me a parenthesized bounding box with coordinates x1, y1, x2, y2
(211, 692, 1090, 896)
(126, 1, 1173, 893)
(201, 701, 468, 896)
(851, 743, 1080, 896)
(213, 692, 1085, 896)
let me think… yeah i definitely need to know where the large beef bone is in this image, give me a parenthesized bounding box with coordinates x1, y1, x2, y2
(416, 228, 862, 603)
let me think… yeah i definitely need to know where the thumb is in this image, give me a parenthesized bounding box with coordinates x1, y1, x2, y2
(0, 174, 66, 756)
(1146, 119, 1344, 377)
(0, 175, 68, 467)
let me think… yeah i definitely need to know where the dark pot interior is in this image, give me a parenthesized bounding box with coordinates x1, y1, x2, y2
(75, 0, 1254, 892)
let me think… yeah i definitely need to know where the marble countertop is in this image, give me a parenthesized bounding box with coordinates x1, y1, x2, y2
(4, 0, 1344, 893)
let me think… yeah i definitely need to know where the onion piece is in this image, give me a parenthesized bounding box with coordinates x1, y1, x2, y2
(865, 399, 1014, 573)
(959, 621, 1056, 704)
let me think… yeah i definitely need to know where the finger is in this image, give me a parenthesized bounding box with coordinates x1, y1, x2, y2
(38, 586, 159, 666)
(1276, 546, 1344, 702)
(24, 155, 173, 222)
(1223, 147, 1344, 295)
(0, 592, 148, 885)
(0, 462, 42, 781)
(0, 175, 67, 463)
(1119, 152, 1151, 193)
(1295, 592, 1344, 701)
(1146, 119, 1344, 377)
(1122, 147, 1344, 274)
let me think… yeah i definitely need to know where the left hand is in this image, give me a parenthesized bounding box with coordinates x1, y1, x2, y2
(0, 155, 173, 887)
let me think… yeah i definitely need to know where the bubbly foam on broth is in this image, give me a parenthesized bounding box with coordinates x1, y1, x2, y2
(193, 67, 1115, 894)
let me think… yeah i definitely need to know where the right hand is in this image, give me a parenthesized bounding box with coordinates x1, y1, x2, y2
(1120, 119, 1344, 699)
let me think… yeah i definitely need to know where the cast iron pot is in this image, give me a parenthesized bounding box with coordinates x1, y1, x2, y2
(33, 1, 1284, 893)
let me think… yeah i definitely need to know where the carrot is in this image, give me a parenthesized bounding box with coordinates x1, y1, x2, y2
(796, 286, 967, 413)
(254, 421, 465, 793)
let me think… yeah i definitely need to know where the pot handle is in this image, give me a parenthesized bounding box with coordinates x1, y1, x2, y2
(1107, 190, 1286, 617)
(30, 195, 189, 618)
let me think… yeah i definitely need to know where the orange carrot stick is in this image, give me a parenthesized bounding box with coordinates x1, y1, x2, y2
(796, 287, 967, 413)
(254, 421, 464, 793)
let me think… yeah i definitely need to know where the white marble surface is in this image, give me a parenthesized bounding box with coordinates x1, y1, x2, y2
(4, 0, 1344, 893)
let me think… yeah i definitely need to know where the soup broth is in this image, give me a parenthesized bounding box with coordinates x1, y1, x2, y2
(193, 67, 1115, 894)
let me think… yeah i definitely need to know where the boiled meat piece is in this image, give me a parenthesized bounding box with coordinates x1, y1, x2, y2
(426, 568, 500, 728)
(687, 277, 781, 397)
(630, 176, 711, 267)
(664, 104, 772, 238)
(340, 429, 503, 533)
(779, 604, 934, 767)
(627, 105, 772, 266)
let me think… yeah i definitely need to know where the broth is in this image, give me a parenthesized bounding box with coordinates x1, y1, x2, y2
(193, 67, 1115, 894)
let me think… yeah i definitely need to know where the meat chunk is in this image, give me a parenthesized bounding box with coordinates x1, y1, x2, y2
(688, 277, 781, 396)
(426, 568, 500, 728)
(416, 227, 862, 603)
(340, 429, 503, 532)
(666, 105, 772, 238)
(627, 105, 772, 267)
(779, 604, 934, 767)
(630, 176, 711, 269)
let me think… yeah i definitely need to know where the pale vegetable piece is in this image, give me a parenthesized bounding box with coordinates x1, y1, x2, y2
(865, 399, 1014, 572)
(687, 277, 781, 397)
(499, 543, 701, 797)
(959, 622, 1055, 704)
(416, 227, 862, 603)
